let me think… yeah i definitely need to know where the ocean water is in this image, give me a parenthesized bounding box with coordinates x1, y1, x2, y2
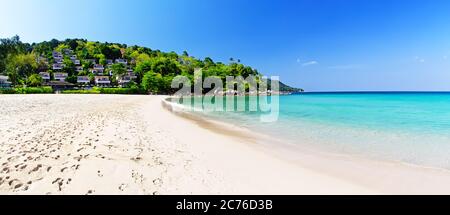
(169, 93, 450, 169)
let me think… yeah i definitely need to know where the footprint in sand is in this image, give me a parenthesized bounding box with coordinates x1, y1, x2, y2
(13, 183, 23, 189)
(153, 178, 162, 186)
(118, 183, 127, 191)
(70, 164, 80, 170)
(1, 167, 10, 174)
(8, 179, 22, 189)
(52, 178, 61, 184)
(28, 164, 42, 174)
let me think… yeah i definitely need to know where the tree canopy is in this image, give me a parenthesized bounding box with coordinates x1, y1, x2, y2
(0, 35, 302, 93)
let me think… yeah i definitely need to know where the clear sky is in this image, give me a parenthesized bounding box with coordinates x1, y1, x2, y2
(1, 0, 450, 91)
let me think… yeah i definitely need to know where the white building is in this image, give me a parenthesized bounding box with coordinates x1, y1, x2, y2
(0, 75, 12, 88)
(92, 64, 104, 74)
(63, 49, 73, 55)
(76, 66, 84, 72)
(53, 63, 64, 70)
(118, 72, 137, 86)
(72, 59, 81, 65)
(54, 73, 68, 81)
(77, 76, 90, 84)
(39, 72, 50, 82)
(115, 59, 127, 65)
(93, 64, 104, 70)
(52, 51, 63, 58)
(94, 76, 111, 85)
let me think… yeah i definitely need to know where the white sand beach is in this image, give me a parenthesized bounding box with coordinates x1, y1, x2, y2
(2, 94, 450, 195)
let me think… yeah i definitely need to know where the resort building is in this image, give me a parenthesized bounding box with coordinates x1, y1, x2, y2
(39, 72, 51, 82)
(52, 63, 64, 70)
(72, 59, 81, 65)
(90, 68, 104, 76)
(54, 55, 63, 60)
(70, 55, 77, 60)
(52, 51, 63, 58)
(77, 76, 90, 85)
(54, 72, 68, 81)
(53, 51, 63, 63)
(44, 81, 75, 91)
(90, 64, 104, 75)
(0, 75, 12, 88)
(63, 49, 73, 55)
(55, 58, 64, 64)
(106, 59, 113, 65)
(93, 64, 104, 70)
(89, 69, 99, 75)
(115, 59, 128, 65)
(117, 72, 137, 86)
(94, 76, 111, 86)
(76, 66, 84, 72)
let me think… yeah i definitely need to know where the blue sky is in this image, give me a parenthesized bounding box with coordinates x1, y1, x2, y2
(2, 0, 450, 91)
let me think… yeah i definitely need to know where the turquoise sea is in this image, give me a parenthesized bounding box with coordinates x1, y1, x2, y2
(170, 92, 450, 169)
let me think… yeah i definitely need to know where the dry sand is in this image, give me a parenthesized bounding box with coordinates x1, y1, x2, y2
(1, 94, 450, 194)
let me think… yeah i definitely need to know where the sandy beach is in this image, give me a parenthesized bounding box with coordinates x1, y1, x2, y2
(2, 94, 450, 195)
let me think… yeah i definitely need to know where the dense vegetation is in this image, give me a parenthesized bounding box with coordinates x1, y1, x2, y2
(61, 87, 145, 94)
(0, 35, 302, 94)
(0, 86, 53, 94)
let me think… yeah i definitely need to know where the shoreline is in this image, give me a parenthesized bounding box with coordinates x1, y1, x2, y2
(2, 94, 450, 194)
(156, 96, 377, 194)
(162, 96, 450, 194)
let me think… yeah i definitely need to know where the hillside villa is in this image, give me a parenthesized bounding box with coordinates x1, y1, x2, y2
(0, 48, 140, 90)
(53, 63, 64, 70)
(0, 75, 12, 88)
(115, 59, 127, 65)
(63, 49, 73, 55)
(93, 64, 104, 72)
(118, 72, 137, 86)
(54, 73, 68, 81)
(75, 66, 83, 72)
(94, 76, 111, 86)
(77, 76, 90, 85)
(39, 72, 51, 82)
(72, 59, 81, 65)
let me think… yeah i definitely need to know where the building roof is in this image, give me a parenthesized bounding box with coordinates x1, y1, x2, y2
(44, 81, 75, 87)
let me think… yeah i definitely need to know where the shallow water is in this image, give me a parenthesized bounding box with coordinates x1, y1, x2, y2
(170, 93, 450, 169)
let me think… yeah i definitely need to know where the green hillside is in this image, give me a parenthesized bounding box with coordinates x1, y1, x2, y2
(0, 35, 302, 94)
